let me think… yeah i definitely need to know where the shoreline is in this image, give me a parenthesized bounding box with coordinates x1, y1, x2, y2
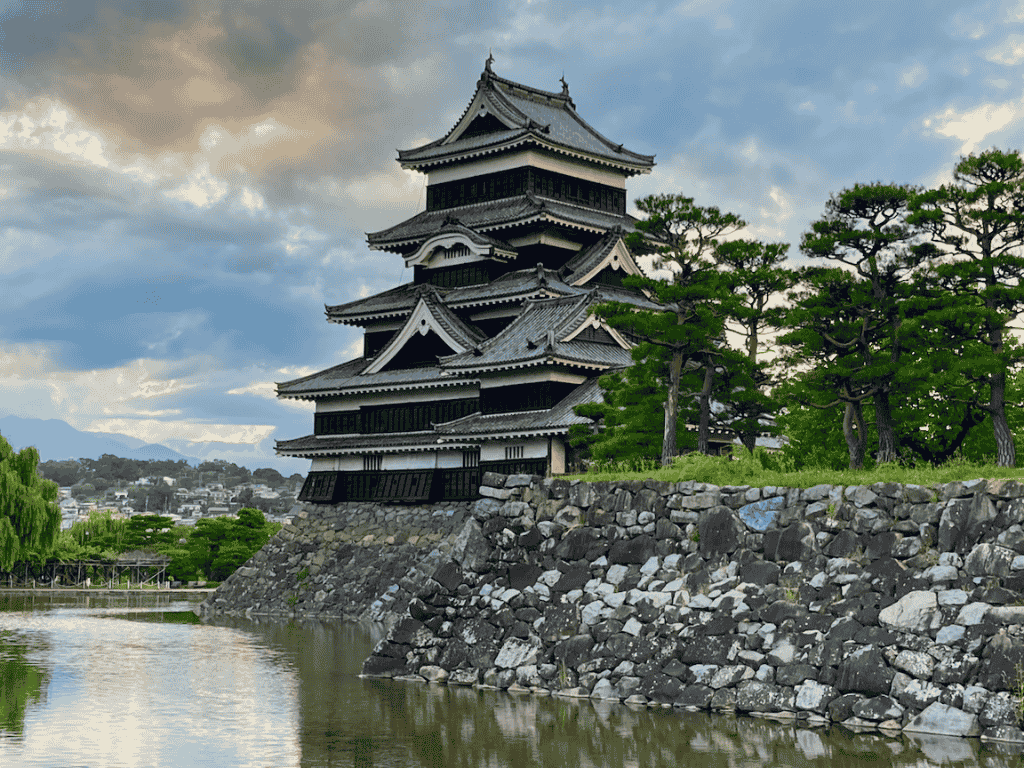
(0, 593, 218, 598)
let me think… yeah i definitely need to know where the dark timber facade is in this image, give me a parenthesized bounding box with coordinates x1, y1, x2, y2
(276, 61, 656, 503)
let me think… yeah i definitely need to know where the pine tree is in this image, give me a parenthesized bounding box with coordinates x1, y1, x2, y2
(909, 149, 1024, 466)
(800, 182, 928, 462)
(595, 193, 745, 465)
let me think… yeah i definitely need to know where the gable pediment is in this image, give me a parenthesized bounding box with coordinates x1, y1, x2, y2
(404, 223, 518, 269)
(365, 294, 483, 374)
(560, 313, 632, 349)
(569, 237, 643, 287)
(443, 87, 523, 147)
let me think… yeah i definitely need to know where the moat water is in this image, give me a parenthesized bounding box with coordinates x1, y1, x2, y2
(0, 591, 1019, 767)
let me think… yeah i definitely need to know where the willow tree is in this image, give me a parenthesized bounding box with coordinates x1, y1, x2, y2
(908, 148, 1024, 467)
(0, 434, 60, 571)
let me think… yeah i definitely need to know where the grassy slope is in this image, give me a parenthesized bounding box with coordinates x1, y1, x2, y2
(571, 451, 1024, 489)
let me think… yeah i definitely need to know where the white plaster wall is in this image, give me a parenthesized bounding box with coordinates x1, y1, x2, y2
(481, 437, 548, 462)
(479, 371, 586, 388)
(435, 451, 466, 469)
(382, 452, 437, 470)
(550, 438, 566, 475)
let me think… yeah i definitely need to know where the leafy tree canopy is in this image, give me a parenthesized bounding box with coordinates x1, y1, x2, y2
(0, 434, 60, 571)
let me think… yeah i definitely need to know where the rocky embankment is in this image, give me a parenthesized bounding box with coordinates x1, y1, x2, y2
(199, 501, 470, 626)
(362, 474, 1024, 743)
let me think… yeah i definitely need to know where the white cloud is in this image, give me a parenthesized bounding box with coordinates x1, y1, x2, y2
(0, 344, 298, 445)
(0, 100, 112, 169)
(899, 62, 928, 88)
(985, 33, 1024, 64)
(164, 162, 229, 208)
(924, 100, 1019, 154)
(87, 419, 275, 445)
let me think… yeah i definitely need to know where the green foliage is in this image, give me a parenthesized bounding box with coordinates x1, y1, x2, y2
(123, 514, 178, 551)
(167, 508, 280, 582)
(573, 445, 1024, 489)
(37, 459, 82, 487)
(908, 148, 1024, 466)
(59, 510, 128, 560)
(0, 434, 60, 571)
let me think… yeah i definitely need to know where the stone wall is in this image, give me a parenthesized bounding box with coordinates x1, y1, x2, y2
(199, 500, 471, 626)
(361, 473, 1024, 743)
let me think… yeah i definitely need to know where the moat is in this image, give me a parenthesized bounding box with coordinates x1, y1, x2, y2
(0, 591, 1018, 767)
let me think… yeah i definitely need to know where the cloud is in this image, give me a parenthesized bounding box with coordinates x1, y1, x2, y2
(899, 62, 928, 88)
(87, 419, 275, 445)
(924, 100, 1019, 154)
(984, 32, 1024, 64)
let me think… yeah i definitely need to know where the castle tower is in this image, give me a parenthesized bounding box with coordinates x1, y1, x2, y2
(277, 63, 655, 503)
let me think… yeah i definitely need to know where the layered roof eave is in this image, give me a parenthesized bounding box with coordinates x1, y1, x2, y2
(367, 193, 639, 253)
(397, 66, 654, 175)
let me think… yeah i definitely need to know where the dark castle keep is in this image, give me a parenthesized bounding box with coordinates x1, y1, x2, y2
(277, 63, 657, 504)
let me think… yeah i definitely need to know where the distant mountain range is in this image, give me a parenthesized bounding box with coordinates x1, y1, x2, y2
(0, 416, 303, 474)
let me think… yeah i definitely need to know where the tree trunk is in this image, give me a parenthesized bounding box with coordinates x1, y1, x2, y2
(697, 365, 714, 455)
(661, 347, 683, 467)
(874, 390, 898, 463)
(740, 429, 757, 454)
(990, 369, 1016, 467)
(843, 401, 867, 470)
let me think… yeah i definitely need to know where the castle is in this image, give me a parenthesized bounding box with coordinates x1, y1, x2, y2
(276, 61, 657, 503)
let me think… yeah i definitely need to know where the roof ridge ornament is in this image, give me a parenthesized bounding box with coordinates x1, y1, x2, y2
(559, 73, 575, 108)
(485, 51, 495, 75)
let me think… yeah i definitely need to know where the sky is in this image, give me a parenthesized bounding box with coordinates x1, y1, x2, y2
(1, 0, 1023, 473)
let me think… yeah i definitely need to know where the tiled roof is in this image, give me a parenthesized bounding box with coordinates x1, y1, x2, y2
(398, 69, 655, 172)
(276, 360, 458, 398)
(560, 231, 620, 283)
(276, 432, 478, 457)
(418, 286, 488, 348)
(436, 377, 604, 439)
(326, 283, 420, 324)
(444, 264, 579, 307)
(367, 193, 637, 251)
(440, 293, 633, 373)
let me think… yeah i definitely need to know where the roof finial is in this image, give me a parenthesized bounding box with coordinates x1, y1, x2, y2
(485, 50, 495, 74)
(560, 73, 570, 97)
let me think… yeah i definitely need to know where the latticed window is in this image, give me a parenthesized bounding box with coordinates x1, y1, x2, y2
(362, 454, 383, 471)
(504, 445, 524, 461)
(462, 450, 480, 468)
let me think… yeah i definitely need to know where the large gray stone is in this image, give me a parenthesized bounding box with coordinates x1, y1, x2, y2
(904, 702, 981, 737)
(878, 590, 942, 633)
(737, 496, 786, 532)
(763, 522, 819, 562)
(893, 650, 935, 680)
(836, 645, 894, 696)
(494, 638, 538, 669)
(734, 680, 794, 713)
(795, 680, 838, 714)
(964, 543, 1017, 578)
(698, 506, 746, 555)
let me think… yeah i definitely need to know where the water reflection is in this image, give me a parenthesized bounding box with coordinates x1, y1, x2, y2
(215, 615, 1022, 768)
(0, 595, 1018, 768)
(0, 631, 48, 738)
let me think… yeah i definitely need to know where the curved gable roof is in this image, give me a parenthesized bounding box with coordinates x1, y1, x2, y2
(364, 286, 486, 374)
(398, 66, 654, 174)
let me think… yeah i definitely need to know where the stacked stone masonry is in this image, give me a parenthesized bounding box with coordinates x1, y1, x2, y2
(358, 474, 1024, 743)
(200, 501, 471, 626)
